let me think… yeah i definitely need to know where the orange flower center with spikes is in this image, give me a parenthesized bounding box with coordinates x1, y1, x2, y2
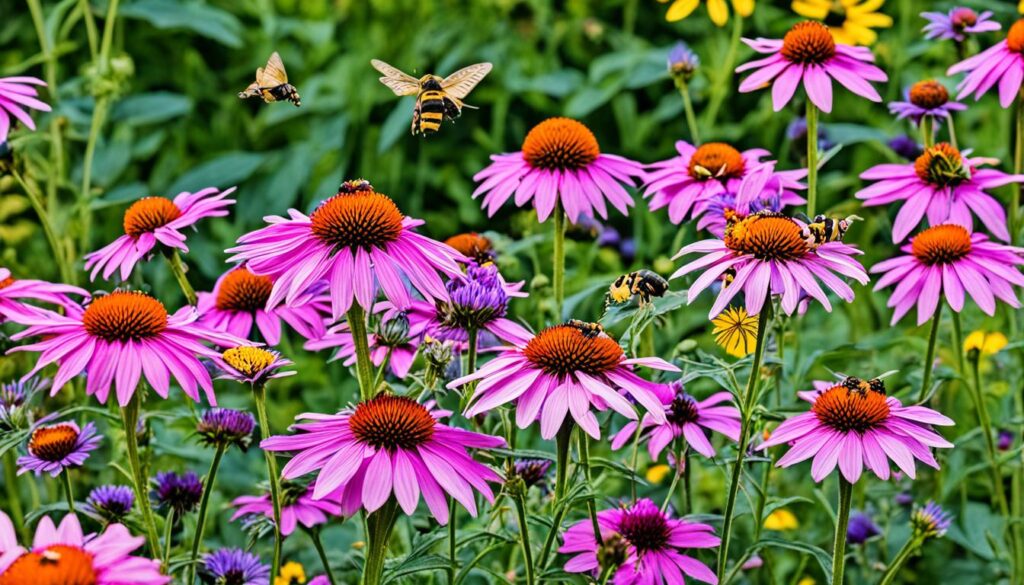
(1008, 20, 1024, 53)
(349, 395, 436, 450)
(0, 276, 13, 289)
(911, 224, 973, 266)
(688, 143, 745, 181)
(445, 232, 494, 264)
(310, 191, 404, 252)
(0, 546, 97, 585)
(909, 80, 949, 110)
(781, 21, 836, 64)
(914, 143, 967, 187)
(122, 197, 181, 238)
(524, 323, 623, 377)
(724, 214, 809, 261)
(521, 118, 600, 171)
(82, 291, 168, 342)
(215, 268, 274, 313)
(28, 424, 80, 461)
(813, 385, 890, 433)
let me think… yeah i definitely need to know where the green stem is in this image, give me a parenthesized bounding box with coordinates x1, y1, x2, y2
(831, 478, 853, 585)
(362, 501, 399, 585)
(579, 433, 602, 545)
(950, 308, 965, 374)
(920, 116, 934, 149)
(466, 327, 479, 375)
(537, 422, 574, 570)
(61, 469, 75, 514)
(919, 302, 943, 402)
(717, 298, 772, 580)
(78, 0, 99, 58)
(3, 454, 27, 542)
(347, 305, 375, 400)
(121, 395, 161, 556)
(968, 354, 1010, 518)
(448, 498, 458, 585)
(307, 527, 338, 585)
(676, 79, 701, 144)
(947, 115, 959, 150)
(187, 442, 226, 585)
(553, 202, 566, 319)
(12, 169, 73, 285)
(877, 536, 923, 585)
(806, 101, 819, 218)
(161, 508, 175, 571)
(253, 383, 283, 577)
(165, 250, 197, 305)
(511, 493, 536, 585)
(1012, 96, 1024, 244)
(661, 443, 685, 514)
(703, 15, 743, 133)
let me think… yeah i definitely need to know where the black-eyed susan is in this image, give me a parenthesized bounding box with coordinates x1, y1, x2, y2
(711, 305, 759, 357)
(659, 0, 754, 27)
(792, 0, 893, 46)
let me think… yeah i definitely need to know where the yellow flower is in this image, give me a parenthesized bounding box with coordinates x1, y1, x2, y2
(791, 0, 893, 46)
(659, 0, 755, 27)
(964, 331, 1008, 356)
(711, 306, 759, 358)
(646, 464, 672, 484)
(1020, 0, 1024, 15)
(798, 578, 816, 585)
(275, 561, 307, 585)
(763, 508, 799, 530)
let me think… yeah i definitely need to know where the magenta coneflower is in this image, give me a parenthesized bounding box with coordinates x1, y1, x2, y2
(472, 117, 643, 223)
(672, 213, 869, 317)
(760, 377, 954, 483)
(888, 80, 966, 126)
(736, 21, 887, 113)
(0, 512, 168, 584)
(197, 265, 329, 345)
(857, 143, 1020, 242)
(0, 76, 51, 143)
(643, 141, 806, 225)
(0, 267, 88, 322)
(16, 421, 101, 477)
(84, 188, 236, 281)
(232, 482, 341, 536)
(227, 180, 463, 320)
(261, 395, 505, 524)
(871, 224, 1024, 325)
(448, 322, 677, 439)
(559, 498, 719, 584)
(611, 388, 740, 460)
(949, 20, 1024, 108)
(7, 291, 245, 405)
(922, 8, 1000, 43)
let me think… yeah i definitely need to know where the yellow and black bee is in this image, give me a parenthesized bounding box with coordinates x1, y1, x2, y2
(371, 59, 492, 136)
(798, 214, 862, 248)
(841, 376, 886, 395)
(607, 270, 669, 306)
(721, 267, 737, 288)
(238, 52, 301, 107)
(565, 319, 605, 338)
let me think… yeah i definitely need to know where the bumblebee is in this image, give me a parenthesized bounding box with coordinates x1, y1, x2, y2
(607, 270, 669, 306)
(565, 320, 605, 339)
(841, 376, 886, 395)
(798, 214, 862, 248)
(238, 52, 301, 107)
(371, 59, 492, 136)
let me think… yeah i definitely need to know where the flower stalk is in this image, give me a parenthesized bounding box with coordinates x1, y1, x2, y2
(61, 468, 75, 514)
(306, 526, 338, 585)
(553, 202, 566, 318)
(347, 305, 376, 400)
(253, 382, 283, 577)
(919, 301, 943, 402)
(165, 249, 198, 306)
(121, 394, 161, 556)
(831, 478, 854, 585)
(363, 500, 399, 585)
(806, 101, 820, 217)
(877, 535, 924, 585)
(187, 442, 226, 585)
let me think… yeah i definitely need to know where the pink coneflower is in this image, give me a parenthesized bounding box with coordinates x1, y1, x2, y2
(643, 142, 806, 226)
(611, 388, 740, 460)
(7, 291, 244, 405)
(197, 265, 328, 345)
(84, 188, 236, 281)
(232, 482, 341, 536)
(672, 213, 869, 317)
(0, 267, 88, 322)
(16, 421, 101, 477)
(472, 117, 643, 223)
(227, 180, 463, 320)
(448, 322, 677, 439)
(261, 395, 505, 524)
(888, 80, 966, 126)
(759, 377, 954, 482)
(559, 498, 719, 584)
(948, 20, 1024, 108)
(857, 143, 1020, 242)
(0, 77, 51, 143)
(871, 224, 1024, 325)
(922, 8, 1000, 43)
(0, 512, 168, 584)
(305, 301, 430, 378)
(736, 21, 887, 113)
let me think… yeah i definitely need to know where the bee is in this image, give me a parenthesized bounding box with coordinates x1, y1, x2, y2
(565, 320, 606, 339)
(371, 59, 492, 136)
(721, 267, 737, 288)
(238, 52, 301, 107)
(841, 376, 886, 396)
(797, 214, 862, 248)
(607, 270, 670, 306)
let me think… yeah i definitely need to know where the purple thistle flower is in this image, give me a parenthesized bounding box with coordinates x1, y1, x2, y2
(84, 484, 135, 523)
(16, 421, 101, 477)
(0, 76, 51, 143)
(911, 501, 953, 539)
(887, 135, 923, 161)
(197, 408, 256, 450)
(847, 512, 881, 544)
(998, 429, 1014, 451)
(511, 459, 553, 490)
(922, 8, 1000, 43)
(432, 263, 532, 346)
(202, 548, 270, 585)
(153, 470, 203, 517)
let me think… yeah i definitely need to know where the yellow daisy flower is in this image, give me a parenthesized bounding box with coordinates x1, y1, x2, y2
(711, 305, 759, 358)
(1020, 0, 1024, 15)
(798, 578, 816, 585)
(964, 330, 1008, 356)
(659, 0, 755, 27)
(791, 0, 893, 46)
(275, 561, 307, 585)
(763, 508, 799, 530)
(646, 463, 673, 484)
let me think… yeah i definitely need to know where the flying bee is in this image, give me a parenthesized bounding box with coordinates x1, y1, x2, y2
(797, 213, 862, 248)
(238, 52, 301, 107)
(371, 59, 492, 136)
(841, 376, 886, 396)
(721, 267, 737, 288)
(565, 319, 605, 339)
(607, 270, 669, 306)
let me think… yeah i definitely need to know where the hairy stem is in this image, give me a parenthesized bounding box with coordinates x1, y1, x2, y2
(347, 304, 375, 400)
(553, 202, 566, 319)
(831, 478, 853, 585)
(121, 395, 161, 556)
(806, 101, 820, 218)
(253, 383, 283, 577)
(919, 302, 943, 402)
(187, 442, 226, 585)
(165, 250, 197, 305)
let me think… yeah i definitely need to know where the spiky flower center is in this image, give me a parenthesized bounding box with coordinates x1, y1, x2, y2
(618, 504, 670, 554)
(1008, 19, 1024, 53)
(28, 424, 79, 461)
(524, 324, 623, 377)
(909, 80, 949, 110)
(123, 196, 181, 238)
(911, 224, 973, 266)
(310, 191, 404, 251)
(82, 292, 168, 342)
(725, 214, 809, 261)
(812, 385, 890, 433)
(445, 232, 494, 264)
(349, 395, 436, 450)
(521, 117, 600, 171)
(0, 546, 97, 585)
(950, 8, 977, 29)
(688, 143, 745, 181)
(914, 143, 967, 187)
(222, 346, 276, 377)
(781, 21, 837, 64)
(667, 393, 700, 426)
(216, 268, 273, 313)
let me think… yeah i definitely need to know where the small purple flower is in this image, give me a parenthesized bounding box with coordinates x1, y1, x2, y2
(153, 470, 203, 517)
(998, 429, 1014, 451)
(889, 80, 966, 126)
(202, 548, 270, 585)
(911, 501, 953, 539)
(0, 377, 48, 430)
(197, 408, 256, 450)
(922, 8, 1000, 43)
(16, 421, 101, 477)
(231, 481, 341, 536)
(894, 491, 914, 507)
(83, 484, 135, 523)
(511, 459, 553, 490)
(887, 135, 923, 161)
(596, 225, 622, 248)
(668, 41, 700, 80)
(847, 512, 881, 545)
(430, 263, 530, 348)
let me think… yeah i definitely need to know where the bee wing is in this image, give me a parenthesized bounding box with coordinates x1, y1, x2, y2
(258, 52, 289, 87)
(371, 59, 421, 96)
(441, 62, 492, 99)
(238, 80, 261, 98)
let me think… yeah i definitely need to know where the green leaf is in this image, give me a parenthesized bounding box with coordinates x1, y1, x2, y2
(748, 537, 833, 585)
(110, 92, 193, 126)
(167, 151, 266, 194)
(378, 97, 416, 154)
(382, 553, 450, 584)
(119, 0, 243, 47)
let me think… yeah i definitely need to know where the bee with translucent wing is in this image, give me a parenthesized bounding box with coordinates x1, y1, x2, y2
(371, 59, 492, 136)
(238, 52, 301, 107)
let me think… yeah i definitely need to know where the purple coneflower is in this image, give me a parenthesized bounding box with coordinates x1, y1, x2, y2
(559, 498, 719, 584)
(85, 188, 236, 281)
(7, 291, 244, 405)
(0, 268, 88, 322)
(197, 408, 256, 450)
(216, 346, 295, 386)
(429, 262, 532, 346)
(736, 21, 888, 113)
(759, 378, 954, 483)
(202, 548, 270, 585)
(511, 459, 552, 491)
(262, 395, 505, 524)
(948, 20, 1024, 108)
(16, 421, 100, 477)
(857, 143, 1021, 242)
(472, 117, 643, 223)
(922, 8, 1000, 42)
(611, 388, 740, 460)
(232, 482, 341, 536)
(0, 76, 50, 143)
(448, 322, 677, 439)
(84, 485, 135, 523)
(871, 224, 1024, 325)
(888, 80, 966, 126)
(152, 470, 203, 517)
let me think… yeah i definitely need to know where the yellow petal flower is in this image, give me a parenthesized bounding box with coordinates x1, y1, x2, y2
(646, 464, 673, 484)
(791, 0, 890, 46)
(732, 0, 755, 17)
(711, 306, 759, 358)
(764, 508, 799, 530)
(792, 0, 830, 19)
(964, 331, 1008, 355)
(1020, 0, 1024, 14)
(798, 578, 817, 585)
(666, 0, 700, 21)
(275, 561, 307, 585)
(707, 0, 729, 26)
